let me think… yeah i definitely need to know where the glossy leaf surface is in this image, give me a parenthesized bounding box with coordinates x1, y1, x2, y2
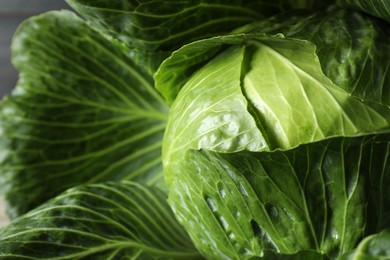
(162, 46, 268, 184)
(0, 11, 168, 218)
(243, 38, 389, 150)
(340, 229, 390, 259)
(168, 135, 389, 259)
(66, 0, 293, 51)
(157, 9, 390, 107)
(162, 35, 390, 168)
(0, 181, 202, 259)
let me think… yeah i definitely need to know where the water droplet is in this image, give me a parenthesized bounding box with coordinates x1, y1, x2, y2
(332, 229, 339, 240)
(219, 187, 226, 198)
(243, 247, 252, 255)
(228, 232, 235, 240)
(205, 196, 217, 212)
(219, 216, 229, 230)
(239, 182, 249, 197)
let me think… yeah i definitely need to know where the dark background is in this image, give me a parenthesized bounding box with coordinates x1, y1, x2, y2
(0, 0, 70, 99)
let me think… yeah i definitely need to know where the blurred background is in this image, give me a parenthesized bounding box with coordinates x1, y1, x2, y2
(0, 0, 70, 226)
(0, 0, 69, 98)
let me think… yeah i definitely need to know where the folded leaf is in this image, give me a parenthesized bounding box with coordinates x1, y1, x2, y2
(162, 36, 389, 170)
(0, 11, 168, 218)
(162, 46, 268, 184)
(156, 8, 390, 107)
(340, 229, 390, 259)
(260, 8, 390, 107)
(155, 33, 261, 105)
(0, 181, 202, 259)
(243, 38, 389, 150)
(167, 134, 389, 259)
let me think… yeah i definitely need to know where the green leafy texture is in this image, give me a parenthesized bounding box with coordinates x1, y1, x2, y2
(243, 38, 389, 150)
(337, 0, 390, 23)
(155, 33, 260, 105)
(163, 46, 268, 185)
(340, 229, 390, 259)
(64, 0, 337, 75)
(162, 36, 389, 170)
(0, 181, 202, 259)
(239, 8, 390, 107)
(0, 11, 168, 218)
(156, 9, 390, 107)
(65, 0, 294, 52)
(167, 135, 390, 259)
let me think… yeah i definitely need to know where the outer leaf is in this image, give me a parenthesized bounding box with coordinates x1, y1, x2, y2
(0, 181, 202, 259)
(64, 0, 290, 75)
(337, 0, 390, 23)
(65, 1, 337, 75)
(65, 0, 286, 52)
(167, 134, 389, 259)
(0, 11, 168, 218)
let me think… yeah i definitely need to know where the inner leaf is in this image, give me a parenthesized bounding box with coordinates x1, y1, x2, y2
(243, 38, 390, 150)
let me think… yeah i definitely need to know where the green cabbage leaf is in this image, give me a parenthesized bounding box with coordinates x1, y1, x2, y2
(341, 229, 390, 259)
(0, 11, 168, 218)
(65, 0, 330, 52)
(0, 181, 202, 259)
(167, 135, 389, 259)
(0, 1, 389, 260)
(158, 8, 390, 259)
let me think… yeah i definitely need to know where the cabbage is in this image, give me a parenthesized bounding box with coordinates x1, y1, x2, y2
(0, 1, 388, 259)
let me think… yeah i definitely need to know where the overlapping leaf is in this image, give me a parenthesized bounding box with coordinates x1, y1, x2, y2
(340, 229, 390, 259)
(0, 1, 389, 259)
(65, 0, 283, 52)
(155, 7, 390, 259)
(0, 181, 202, 259)
(0, 11, 168, 218)
(157, 9, 390, 107)
(162, 46, 268, 182)
(167, 134, 389, 259)
(63, 0, 289, 76)
(273, 8, 390, 107)
(64, 0, 339, 76)
(161, 36, 389, 168)
(243, 38, 389, 150)
(155, 33, 261, 105)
